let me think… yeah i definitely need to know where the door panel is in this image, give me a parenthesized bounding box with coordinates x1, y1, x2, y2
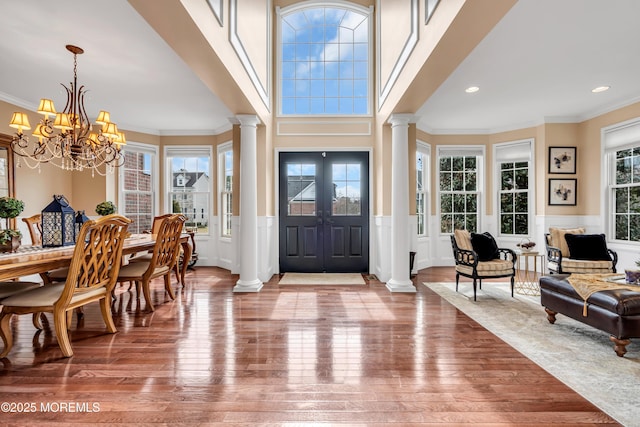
(279, 151, 369, 273)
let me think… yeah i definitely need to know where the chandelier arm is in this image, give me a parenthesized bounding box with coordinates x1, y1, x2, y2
(8, 45, 124, 176)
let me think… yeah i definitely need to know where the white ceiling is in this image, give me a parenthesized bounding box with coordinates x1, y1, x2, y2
(0, 0, 232, 135)
(417, 0, 640, 134)
(1, 0, 640, 136)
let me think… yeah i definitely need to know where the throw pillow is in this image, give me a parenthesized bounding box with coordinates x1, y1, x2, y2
(564, 233, 611, 260)
(454, 229, 473, 251)
(549, 227, 585, 257)
(470, 232, 500, 262)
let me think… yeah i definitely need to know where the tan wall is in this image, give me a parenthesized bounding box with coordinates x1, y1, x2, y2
(578, 101, 640, 216)
(237, 0, 270, 88)
(378, 1, 412, 88)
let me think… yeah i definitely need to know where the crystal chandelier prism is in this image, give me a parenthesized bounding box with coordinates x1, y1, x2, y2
(8, 45, 125, 176)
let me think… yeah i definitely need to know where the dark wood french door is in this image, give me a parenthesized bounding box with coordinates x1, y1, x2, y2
(279, 151, 369, 273)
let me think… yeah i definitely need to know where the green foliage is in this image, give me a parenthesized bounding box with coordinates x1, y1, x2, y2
(95, 201, 116, 216)
(0, 197, 24, 244)
(0, 229, 22, 245)
(0, 197, 24, 219)
(172, 200, 182, 213)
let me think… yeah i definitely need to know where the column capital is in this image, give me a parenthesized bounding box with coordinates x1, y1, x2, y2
(234, 114, 261, 127)
(387, 113, 415, 127)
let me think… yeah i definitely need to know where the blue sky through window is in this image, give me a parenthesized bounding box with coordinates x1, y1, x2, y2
(281, 6, 369, 115)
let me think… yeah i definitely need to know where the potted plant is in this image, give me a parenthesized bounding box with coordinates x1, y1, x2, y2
(95, 201, 116, 216)
(0, 196, 24, 252)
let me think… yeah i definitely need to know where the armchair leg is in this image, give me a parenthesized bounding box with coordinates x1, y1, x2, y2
(455, 273, 460, 292)
(472, 279, 477, 301)
(510, 276, 515, 297)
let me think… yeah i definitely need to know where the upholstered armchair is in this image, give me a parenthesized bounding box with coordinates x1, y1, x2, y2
(450, 229, 517, 301)
(544, 227, 617, 274)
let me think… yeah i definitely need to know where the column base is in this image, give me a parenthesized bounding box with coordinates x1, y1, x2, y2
(233, 278, 264, 293)
(386, 278, 416, 293)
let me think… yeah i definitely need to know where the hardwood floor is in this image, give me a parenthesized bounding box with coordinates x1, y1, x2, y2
(0, 267, 619, 425)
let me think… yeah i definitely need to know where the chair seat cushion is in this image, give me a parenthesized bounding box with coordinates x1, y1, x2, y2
(1, 283, 106, 307)
(0, 282, 42, 300)
(548, 259, 614, 273)
(47, 267, 70, 281)
(456, 259, 514, 277)
(117, 261, 170, 280)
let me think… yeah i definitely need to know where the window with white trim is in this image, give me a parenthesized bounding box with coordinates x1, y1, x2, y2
(495, 139, 533, 236)
(120, 143, 157, 234)
(416, 143, 430, 237)
(165, 146, 212, 235)
(218, 143, 233, 238)
(610, 146, 640, 241)
(438, 147, 483, 234)
(278, 2, 371, 115)
(603, 119, 640, 243)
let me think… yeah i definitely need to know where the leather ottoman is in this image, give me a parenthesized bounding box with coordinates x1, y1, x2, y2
(539, 274, 640, 357)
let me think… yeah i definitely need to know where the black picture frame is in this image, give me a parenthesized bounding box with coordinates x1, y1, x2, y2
(548, 146, 576, 174)
(549, 178, 577, 206)
(425, 0, 441, 24)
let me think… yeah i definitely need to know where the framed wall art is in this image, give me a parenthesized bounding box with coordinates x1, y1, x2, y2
(548, 146, 576, 174)
(549, 178, 577, 206)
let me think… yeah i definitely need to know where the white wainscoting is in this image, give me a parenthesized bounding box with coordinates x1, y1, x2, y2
(192, 216, 218, 267)
(258, 216, 276, 283)
(216, 216, 238, 272)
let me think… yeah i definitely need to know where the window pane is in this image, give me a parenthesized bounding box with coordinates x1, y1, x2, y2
(333, 163, 361, 216)
(439, 155, 479, 234)
(498, 160, 530, 236)
(122, 148, 155, 234)
(170, 154, 210, 234)
(280, 6, 370, 115)
(287, 163, 316, 216)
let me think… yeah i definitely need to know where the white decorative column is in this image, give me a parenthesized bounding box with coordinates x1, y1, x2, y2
(386, 114, 416, 293)
(233, 114, 263, 292)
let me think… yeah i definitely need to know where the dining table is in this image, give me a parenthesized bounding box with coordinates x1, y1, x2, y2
(0, 233, 192, 285)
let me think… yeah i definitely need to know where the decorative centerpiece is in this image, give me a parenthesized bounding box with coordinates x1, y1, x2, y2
(0, 196, 24, 253)
(95, 201, 116, 216)
(625, 260, 640, 284)
(42, 195, 76, 247)
(516, 238, 536, 253)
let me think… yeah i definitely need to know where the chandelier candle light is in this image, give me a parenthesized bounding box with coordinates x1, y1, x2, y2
(8, 45, 125, 176)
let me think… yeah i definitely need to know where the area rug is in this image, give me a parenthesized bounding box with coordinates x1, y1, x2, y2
(279, 273, 365, 285)
(424, 281, 640, 427)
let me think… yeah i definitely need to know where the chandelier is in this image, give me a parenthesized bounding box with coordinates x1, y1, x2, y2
(8, 45, 125, 176)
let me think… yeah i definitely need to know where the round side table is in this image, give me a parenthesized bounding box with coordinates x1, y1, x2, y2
(515, 251, 544, 296)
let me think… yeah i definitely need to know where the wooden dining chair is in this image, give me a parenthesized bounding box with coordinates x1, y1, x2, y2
(21, 214, 69, 284)
(0, 214, 132, 358)
(127, 214, 180, 284)
(116, 214, 186, 312)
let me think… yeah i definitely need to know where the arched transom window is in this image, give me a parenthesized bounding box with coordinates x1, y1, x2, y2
(279, 2, 371, 115)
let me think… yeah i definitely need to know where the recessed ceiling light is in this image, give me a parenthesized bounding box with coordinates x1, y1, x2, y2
(592, 86, 610, 93)
(465, 86, 480, 93)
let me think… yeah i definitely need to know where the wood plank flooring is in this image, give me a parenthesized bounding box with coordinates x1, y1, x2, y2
(0, 267, 619, 425)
